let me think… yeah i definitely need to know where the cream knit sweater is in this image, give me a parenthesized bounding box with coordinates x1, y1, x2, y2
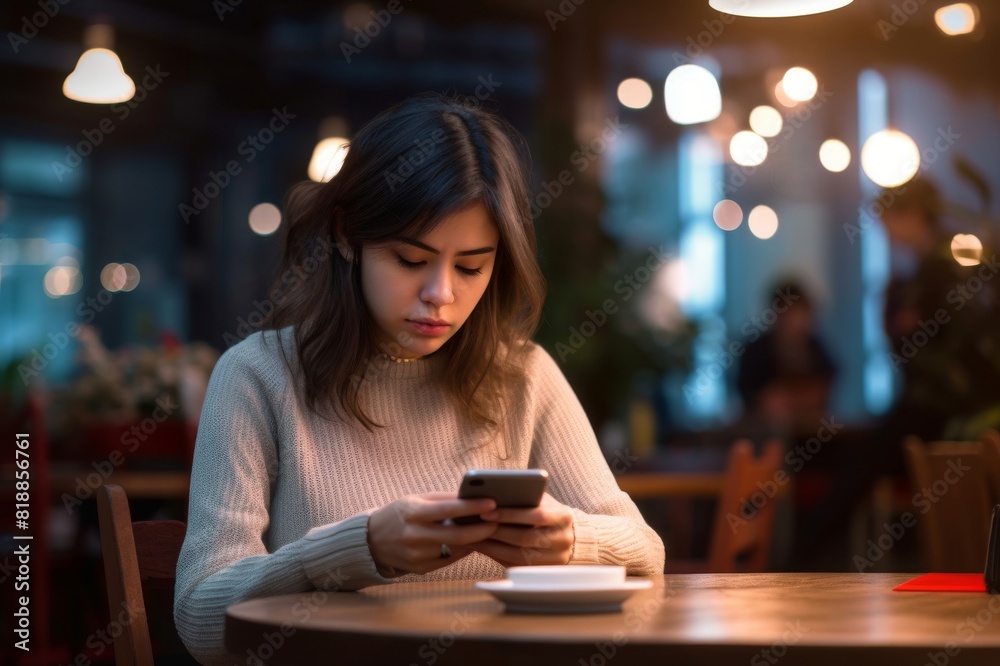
(174, 327, 665, 665)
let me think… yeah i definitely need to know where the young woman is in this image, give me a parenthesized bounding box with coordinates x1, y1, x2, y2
(174, 93, 665, 665)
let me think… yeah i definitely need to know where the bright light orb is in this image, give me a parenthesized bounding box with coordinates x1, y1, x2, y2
(819, 139, 851, 172)
(781, 67, 818, 102)
(730, 131, 769, 167)
(713, 200, 744, 231)
(308, 137, 350, 182)
(664, 65, 722, 125)
(951, 233, 983, 266)
(749, 105, 783, 138)
(861, 129, 920, 188)
(935, 3, 978, 36)
(617, 78, 653, 109)
(249, 203, 282, 236)
(748, 205, 779, 239)
(63, 48, 136, 104)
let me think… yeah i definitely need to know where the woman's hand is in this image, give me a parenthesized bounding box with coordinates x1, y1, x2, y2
(471, 492, 575, 566)
(367, 492, 498, 577)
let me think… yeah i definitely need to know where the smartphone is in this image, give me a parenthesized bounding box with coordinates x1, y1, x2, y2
(453, 469, 549, 525)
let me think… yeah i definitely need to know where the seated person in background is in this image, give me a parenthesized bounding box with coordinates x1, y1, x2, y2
(736, 280, 838, 433)
(174, 94, 665, 666)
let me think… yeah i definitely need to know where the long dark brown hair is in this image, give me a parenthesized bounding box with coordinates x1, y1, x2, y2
(260, 93, 546, 439)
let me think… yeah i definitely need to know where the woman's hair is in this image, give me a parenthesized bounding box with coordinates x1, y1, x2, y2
(261, 93, 546, 438)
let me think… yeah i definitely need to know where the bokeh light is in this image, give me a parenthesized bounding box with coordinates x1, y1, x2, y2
(43, 266, 82, 297)
(780, 67, 818, 102)
(729, 131, 768, 167)
(861, 129, 920, 187)
(749, 105, 783, 138)
(748, 205, 779, 239)
(308, 137, 350, 182)
(935, 3, 978, 36)
(617, 78, 653, 109)
(951, 233, 983, 266)
(819, 139, 851, 172)
(713, 200, 744, 231)
(664, 65, 722, 125)
(101, 263, 127, 291)
(249, 203, 282, 236)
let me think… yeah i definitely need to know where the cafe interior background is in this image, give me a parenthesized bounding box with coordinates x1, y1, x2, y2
(2, 0, 1000, 662)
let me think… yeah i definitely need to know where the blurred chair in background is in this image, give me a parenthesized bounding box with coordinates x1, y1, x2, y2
(618, 439, 785, 573)
(903, 435, 994, 572)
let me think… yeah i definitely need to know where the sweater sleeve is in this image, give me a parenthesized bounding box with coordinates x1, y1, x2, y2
(526, 344, 665, 575)
(173, 342, 392, 666)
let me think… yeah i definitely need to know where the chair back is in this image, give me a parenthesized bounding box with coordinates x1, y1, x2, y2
(97, 484, 186, 666)
(707, 439, 785, 572)
(903, 436, 993, 572)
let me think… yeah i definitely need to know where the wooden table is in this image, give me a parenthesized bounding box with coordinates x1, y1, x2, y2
(225, 573, 1000, 665)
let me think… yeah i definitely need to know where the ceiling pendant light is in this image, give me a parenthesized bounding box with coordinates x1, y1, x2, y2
(63, 24, 135, 104)
(308, 117, 350, 182)
(708, 0, 853, 18)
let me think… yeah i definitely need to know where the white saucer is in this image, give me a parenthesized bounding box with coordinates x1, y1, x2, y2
(474, 579, 654, 613)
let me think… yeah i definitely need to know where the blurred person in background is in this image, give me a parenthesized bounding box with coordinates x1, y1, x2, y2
(736, 279, 838, 435)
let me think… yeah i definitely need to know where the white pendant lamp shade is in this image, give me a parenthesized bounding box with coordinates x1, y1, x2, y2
(708, 0, 853, 18)
(63, 47, 135, 104)
(664, 65, 722, 125)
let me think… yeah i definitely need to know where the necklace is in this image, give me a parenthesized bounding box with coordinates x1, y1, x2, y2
(382, 352, 419, 363)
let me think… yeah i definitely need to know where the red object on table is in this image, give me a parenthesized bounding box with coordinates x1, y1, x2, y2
(892, 573, 988, 592)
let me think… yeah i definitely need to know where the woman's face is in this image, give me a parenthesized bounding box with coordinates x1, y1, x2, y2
(360, 201, 500, 360)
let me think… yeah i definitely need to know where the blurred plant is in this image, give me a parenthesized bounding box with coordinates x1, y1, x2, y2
(53, 325, 220, 428)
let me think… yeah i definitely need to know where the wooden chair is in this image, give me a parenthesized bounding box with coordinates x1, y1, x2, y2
(903, 436, 993, 572)
(618, 439, 785, 573)
(96, 484, 187, 666)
